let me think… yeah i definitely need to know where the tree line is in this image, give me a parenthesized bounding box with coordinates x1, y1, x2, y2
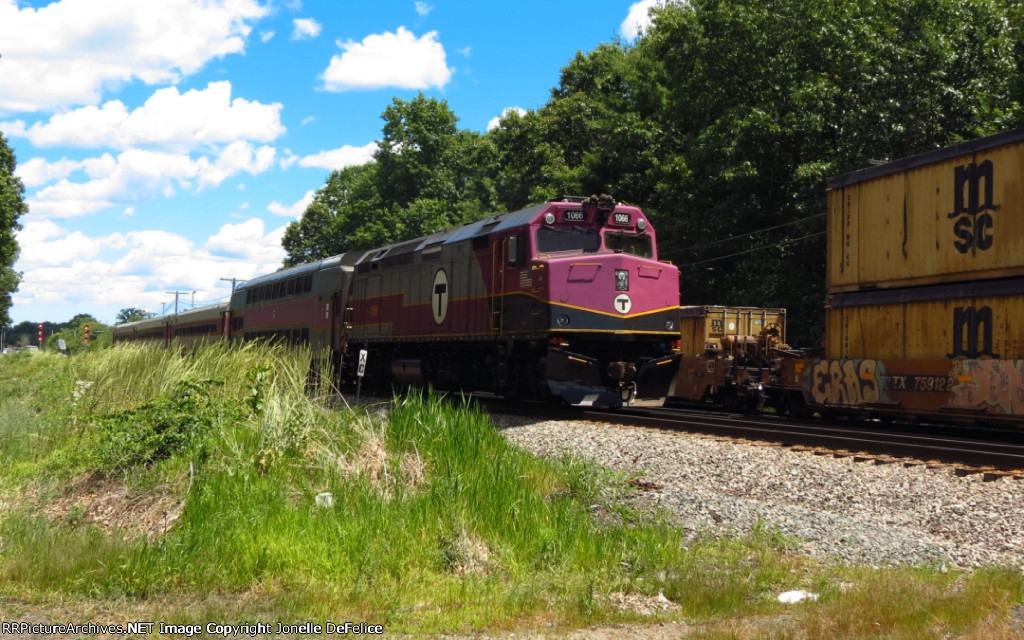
(282, 0, 1023, 346)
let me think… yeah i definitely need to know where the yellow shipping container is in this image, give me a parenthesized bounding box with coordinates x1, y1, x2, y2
(678, 306, 786, 357)
(827, 128, 1024, 292)
(825, 280, 1024, 360)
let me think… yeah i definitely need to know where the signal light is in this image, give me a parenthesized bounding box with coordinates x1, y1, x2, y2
(85, 324, 91, 344)
(38, 323, 43, 345)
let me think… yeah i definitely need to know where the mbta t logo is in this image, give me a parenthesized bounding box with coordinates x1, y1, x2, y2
(947, 159, 1000, 254)
(947, 305, 1000, 359)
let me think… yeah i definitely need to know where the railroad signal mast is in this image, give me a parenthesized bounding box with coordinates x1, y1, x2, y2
(85, 324, 91, 345)
(37, 323, 43, 345)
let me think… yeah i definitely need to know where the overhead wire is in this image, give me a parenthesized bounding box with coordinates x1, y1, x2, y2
(660, 212, 826, 260)
(675, 231, 826, 268)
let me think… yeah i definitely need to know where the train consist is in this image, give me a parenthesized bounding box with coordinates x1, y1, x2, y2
(668, 127, 1024, 427)
(115, 128, 1024, 426)
(114, 196, 682, 408)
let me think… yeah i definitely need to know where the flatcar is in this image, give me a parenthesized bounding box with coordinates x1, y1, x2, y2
(116, 196, 682, 408)
(666, 306, 792, 411)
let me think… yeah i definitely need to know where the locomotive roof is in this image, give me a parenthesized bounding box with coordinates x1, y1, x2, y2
(352, 203, 548, 266)
(444, 204, 546, 244)
(238, 253, 357, 289)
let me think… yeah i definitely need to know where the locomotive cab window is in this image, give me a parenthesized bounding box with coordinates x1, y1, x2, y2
(506, 233, 526, 267)
(536, 227, 601, 255)
(604, 231, 653, 258)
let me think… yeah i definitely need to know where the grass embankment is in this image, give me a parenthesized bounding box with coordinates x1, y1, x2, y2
(0, 344, 1020, 637)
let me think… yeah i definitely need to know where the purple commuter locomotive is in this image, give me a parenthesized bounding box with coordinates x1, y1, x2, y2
(114, 196, 682, 407)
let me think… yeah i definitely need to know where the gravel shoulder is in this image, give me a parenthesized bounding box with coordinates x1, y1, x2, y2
(496, 415, 1024, 570)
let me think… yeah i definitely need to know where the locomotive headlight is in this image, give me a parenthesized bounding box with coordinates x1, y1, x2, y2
(544, 212, 556, 225)
(615, 269, 629, 291)
(637, 219, 647, 231)
(665, 319, 675, 331)
(556, 314, 571, 327)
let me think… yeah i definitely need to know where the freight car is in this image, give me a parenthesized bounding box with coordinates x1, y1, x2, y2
(792, 127, 1024, 426)
(669, 128, 1024, 427)
(115, 196, 682, 408)
(666, 306, 792, 411)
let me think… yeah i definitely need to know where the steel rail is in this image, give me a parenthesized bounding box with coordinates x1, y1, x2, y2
(584, 407, 1024, 471)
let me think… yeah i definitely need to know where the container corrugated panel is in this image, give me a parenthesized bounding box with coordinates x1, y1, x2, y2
(827, 127, 1024, 293)
(826, 278, 1024, 360)
(678, 306, 786, 356)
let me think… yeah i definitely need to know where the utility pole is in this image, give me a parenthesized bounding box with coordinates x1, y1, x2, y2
(220, 277, 246, 291)
(167, 290, 192, 314)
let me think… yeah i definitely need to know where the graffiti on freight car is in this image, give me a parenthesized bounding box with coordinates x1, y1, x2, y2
(947, 305, 1000, 359)
(950, 360, 1024, 415)
(947, 159, 1001, 254)
(806, 359, 884, 406)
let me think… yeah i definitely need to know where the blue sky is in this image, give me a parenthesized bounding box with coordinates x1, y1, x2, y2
(0, 0, 661, 325)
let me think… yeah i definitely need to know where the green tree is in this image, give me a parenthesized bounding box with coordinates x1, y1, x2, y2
(631, 0, 1020, 345)
(0, 132, 26, 327)
(44, 315, 111, 353)
(283, 95, 496, 266)
(115, 307, 154, 324)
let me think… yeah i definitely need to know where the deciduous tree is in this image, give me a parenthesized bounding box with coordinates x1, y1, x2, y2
(0, 132, 26, 327)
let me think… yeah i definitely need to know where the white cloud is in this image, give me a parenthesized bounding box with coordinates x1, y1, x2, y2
(205, 217, 287, 261)
(321, 27, 453, 91)
(16, 157, 86, 188)
(297, 142, 377, 170)
(4, 82, 284, 151)
(0, 0, 270, 113)
(620, 0, 664, 41)
(14, 219, 287, 318)
(415, 2, 433, 16)
(267, 190, 314, 218)
(26, 145, 276, 218)
(260, 29, 275, 43)
(292, 17, 321, 40)
(457, 46, 471, 57)
(487, 107, 528, 131)
(17, 219, 106, 266)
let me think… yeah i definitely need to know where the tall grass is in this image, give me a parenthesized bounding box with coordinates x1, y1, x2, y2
(0, 344, 1021, 636)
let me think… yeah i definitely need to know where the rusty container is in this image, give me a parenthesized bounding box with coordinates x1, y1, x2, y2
(678, 306, 786, 357)
(825, 279, 1024, 361)
(827, 128, 1024, 293)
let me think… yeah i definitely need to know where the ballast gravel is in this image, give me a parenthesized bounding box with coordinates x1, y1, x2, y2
(496, 416, 1024, 570)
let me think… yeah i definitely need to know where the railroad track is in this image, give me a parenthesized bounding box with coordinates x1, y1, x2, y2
(482, 399, 1024, 477)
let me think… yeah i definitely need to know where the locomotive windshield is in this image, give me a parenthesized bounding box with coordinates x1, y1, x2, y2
(536, 227, 602, 254)
(604, 231, 653, 258)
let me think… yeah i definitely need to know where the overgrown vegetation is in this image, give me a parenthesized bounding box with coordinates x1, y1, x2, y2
(0, 345, 1021, 637)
